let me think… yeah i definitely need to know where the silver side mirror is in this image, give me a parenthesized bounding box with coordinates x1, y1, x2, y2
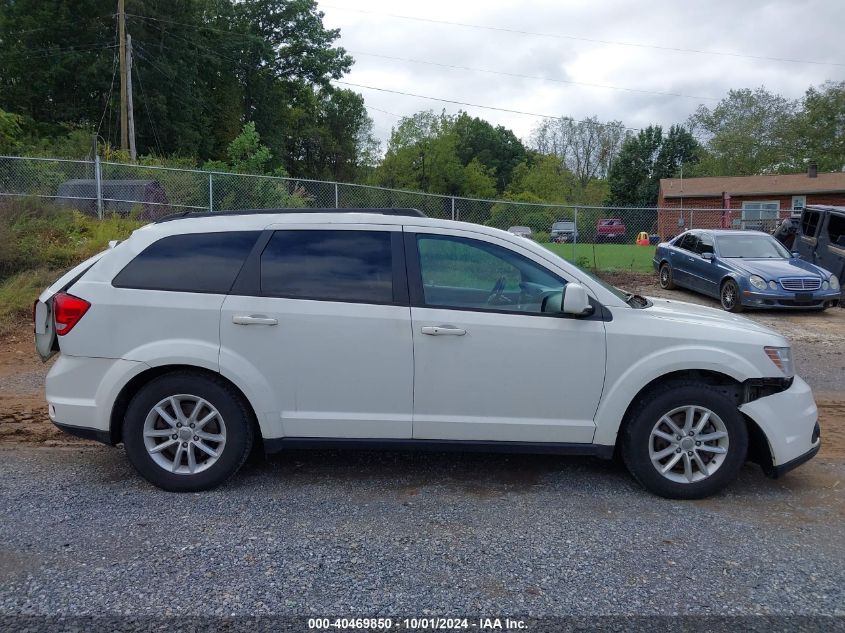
(702, 252, 714, 261)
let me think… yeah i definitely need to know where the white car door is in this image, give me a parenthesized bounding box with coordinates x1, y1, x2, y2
(219, 223, 414, 439)
(406, 227, 607, 444)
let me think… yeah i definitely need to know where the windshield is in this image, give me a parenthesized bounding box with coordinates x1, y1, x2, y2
(717, 234, 791, 259)
(553, 222, 573, 230)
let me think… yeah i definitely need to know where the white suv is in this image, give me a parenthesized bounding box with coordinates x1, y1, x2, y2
(35, 209, 820, 498)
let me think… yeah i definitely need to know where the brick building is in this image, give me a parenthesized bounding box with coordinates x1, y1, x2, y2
(656, 165, 845, 239)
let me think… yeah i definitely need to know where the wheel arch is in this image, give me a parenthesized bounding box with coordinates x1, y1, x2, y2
(607, 369, 773, 469)
(109, 364, 263, 450)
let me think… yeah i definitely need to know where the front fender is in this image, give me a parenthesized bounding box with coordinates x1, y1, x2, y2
(592, 345, 759, 446)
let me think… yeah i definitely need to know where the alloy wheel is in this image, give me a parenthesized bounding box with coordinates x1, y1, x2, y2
(648, 405, 729, 484)
(142, 394, 227, 475)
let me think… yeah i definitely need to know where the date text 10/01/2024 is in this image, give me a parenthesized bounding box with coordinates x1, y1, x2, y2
(307, 617, 527, 630)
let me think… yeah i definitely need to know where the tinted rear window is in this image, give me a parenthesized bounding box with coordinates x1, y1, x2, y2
(260, 230, 393, 303)
(113, 231, 260, 293)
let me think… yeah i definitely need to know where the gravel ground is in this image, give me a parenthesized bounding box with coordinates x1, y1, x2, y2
(1, 446, 844, 618)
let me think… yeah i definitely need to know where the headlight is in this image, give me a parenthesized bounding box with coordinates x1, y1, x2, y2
(831, 275, 840, 291)
(764, 346, 794, 378)
(822, 281, 829, 290)
(750, 275, 766, 290)
(768, 280, 777, 290)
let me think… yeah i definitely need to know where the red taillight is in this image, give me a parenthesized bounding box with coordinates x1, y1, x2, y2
(54, 293, 91, 336)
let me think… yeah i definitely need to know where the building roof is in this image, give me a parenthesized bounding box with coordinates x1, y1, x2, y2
(660, 171, 845, 198)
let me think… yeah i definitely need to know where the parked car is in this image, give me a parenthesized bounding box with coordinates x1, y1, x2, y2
(596, 218, 625, 242)
(36, 209, 820, 499)
(507, 225, 533, 239)
(654, 229, 840, 312)
(796, 205, 845, 298)
(550, 219, 578, 243)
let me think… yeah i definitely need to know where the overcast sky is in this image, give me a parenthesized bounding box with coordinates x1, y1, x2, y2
(318, 0, 844, 147)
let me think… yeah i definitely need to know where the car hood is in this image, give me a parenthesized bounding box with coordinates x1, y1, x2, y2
(644, 296, 782, 338)
(726, 257, 827, 279)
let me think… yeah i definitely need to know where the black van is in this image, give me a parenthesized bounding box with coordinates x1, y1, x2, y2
(797, 205, 845, 300)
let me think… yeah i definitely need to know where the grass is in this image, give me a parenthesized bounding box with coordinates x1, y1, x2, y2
(543, 242, 656, 273)
(0, 198, 144, 333)
(0, 268, 63, 335)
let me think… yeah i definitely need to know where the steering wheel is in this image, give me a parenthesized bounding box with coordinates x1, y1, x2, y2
(486, 275, 512, 305)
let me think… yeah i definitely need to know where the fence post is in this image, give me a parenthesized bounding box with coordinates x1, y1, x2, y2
(573, 207, 578, 262)
(208, 173, 213, 212)
(94, 154, 103, 220)
(334, 182, 339, 209)
(451, 197, 455, 221)
(689, 208, 694, 230)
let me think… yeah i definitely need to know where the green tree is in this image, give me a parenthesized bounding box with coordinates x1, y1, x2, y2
(0, 0, 353, 166)
(687, 87, 799, 176)
(793, 81, 845, 172)
(606, 125, 699, 207)
(507, 154, 577, 203)
(453, 113, 526, 194)
(462, 158, 497, 199)
(0, 109, 23, 153)
(377, 111, 464, 194)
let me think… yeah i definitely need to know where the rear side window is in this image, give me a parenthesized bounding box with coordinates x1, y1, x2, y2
(113, 231, 260, 293)
(260, 230, 393, 303)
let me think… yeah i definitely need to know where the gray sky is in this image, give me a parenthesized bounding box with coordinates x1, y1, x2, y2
(318, 0, 844, 146)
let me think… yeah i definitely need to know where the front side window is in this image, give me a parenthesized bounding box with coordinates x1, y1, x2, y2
(801, 210, 821, 237)
(113, 231, 260, 293)
(260, 230, 393, 303)
(416, 235, 564, 313)
(697, 233, 715, 255)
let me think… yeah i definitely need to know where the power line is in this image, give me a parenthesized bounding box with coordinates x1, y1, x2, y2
(334, 80, 641, 131)
(133, 50, 164, 156)
(348, 50, 719, 102)
(95, 21, 121, 141)
(322, 5, 844, 68)
(125, 13, 263, 42)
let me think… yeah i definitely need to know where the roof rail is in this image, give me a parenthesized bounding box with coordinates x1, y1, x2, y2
(154, 208, 427, 223)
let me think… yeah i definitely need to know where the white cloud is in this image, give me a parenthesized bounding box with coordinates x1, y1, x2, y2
(318, 0, 845, 145)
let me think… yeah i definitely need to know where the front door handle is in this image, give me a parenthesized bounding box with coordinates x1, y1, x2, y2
(233, 315, 278, 326)
(421, 325, 466, 336)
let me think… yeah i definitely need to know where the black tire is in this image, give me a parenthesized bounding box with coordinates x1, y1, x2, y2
(123, 371, 254, 492)
(720, 278, 744, 312)
(659, 263, 676, 290)
(621, 381, 748, 499)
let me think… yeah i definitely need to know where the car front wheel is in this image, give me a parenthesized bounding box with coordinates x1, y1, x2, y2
(720, 279, 743, 312)
(123, 371, 254, 492)
(621, 382, 748, 499)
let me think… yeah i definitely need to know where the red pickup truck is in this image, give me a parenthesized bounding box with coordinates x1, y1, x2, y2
(596, 218, 626, 242)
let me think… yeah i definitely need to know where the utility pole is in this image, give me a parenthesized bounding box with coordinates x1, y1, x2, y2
(126, 33, 137, 161)
(118, 0, 128, 151)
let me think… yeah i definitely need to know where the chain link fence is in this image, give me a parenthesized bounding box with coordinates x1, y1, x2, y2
(0, 155, 769, 273)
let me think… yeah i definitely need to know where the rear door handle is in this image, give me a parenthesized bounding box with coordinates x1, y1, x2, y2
(233, 315, 278, 326)
(421, 325, 466, 336)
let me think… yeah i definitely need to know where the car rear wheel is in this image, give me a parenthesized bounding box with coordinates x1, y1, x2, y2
(659, 263, 675, 289)
(123, 371, 254, 492)
(720, 279, 743, 312)
(621, 382, 748, 499)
